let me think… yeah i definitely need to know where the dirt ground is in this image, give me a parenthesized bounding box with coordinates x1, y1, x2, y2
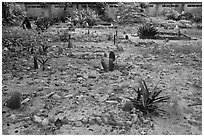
(2, 25, 202, 135)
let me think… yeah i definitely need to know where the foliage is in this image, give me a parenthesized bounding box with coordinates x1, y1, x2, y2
(116, 3, 147, 25)
(58, 31, 71, 42)
(127, 80, 170, 115)
(137, 23, 158, 39)
(164, 8, 180, 20)
(192, 15, 202, 23)
(35, 17, 53, 31)
(71, 8, 100, 27)
(3, 2, 26, 26)
(180, 12, 193, 20)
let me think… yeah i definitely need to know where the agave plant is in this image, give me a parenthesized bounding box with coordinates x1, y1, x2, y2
(126, 80, 170, 115)
(37, 56, 51, 71)
(137, 23, 158, 39)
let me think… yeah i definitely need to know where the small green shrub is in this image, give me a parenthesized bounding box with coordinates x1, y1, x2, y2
(137, 23, 158, 39)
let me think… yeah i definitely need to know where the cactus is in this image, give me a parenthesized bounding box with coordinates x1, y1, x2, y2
(101, 58, 108, 72)
(34, 55, 38, 69)
(68, 34, 73, 48)
(113, 35, 116, 45)
(109, 58, 114, 71)
(7, 91, 21, 109)
(109, 51, 115, 62)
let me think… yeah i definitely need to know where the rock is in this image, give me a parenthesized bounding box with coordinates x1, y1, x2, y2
(52, 94, 61, 100)
(33, 115, 43, 123)
(64, 94, 73, 98)
(101, 116, 109, 125)
(21, 98, 30, 104)
(61, 118, 69, 124)
(9, 114, 16, 119)
(74, 121, 83, 127)
(125, 121, 132, 126)
(122, 100, 134, 112)
(143, 119, 150, 124)
(82, 117, 89, 124)
(7, 91, 21, 109)
(42, 118, 49, 126)
(88, 71, 98, 78)
(116, 121, 124, 126)
(95, 117, 103, 125)
(88, 117, 96, 125)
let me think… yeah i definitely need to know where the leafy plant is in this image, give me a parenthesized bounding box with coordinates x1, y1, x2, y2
(71, 8, 100, 27)
(164, 8, 180, 20)
(35, 17, 52, 31)
(127, 80, 170, 115)
(137, 23, 158, 39)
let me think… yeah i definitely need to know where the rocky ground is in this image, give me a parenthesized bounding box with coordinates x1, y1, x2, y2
(2, 25, 202, 135)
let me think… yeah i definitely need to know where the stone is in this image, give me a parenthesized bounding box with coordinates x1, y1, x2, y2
(7, 91, 21, 109)
(42, 118, 49, 126)
(122, 100, 134, 112)
(21, 98, 30, 104)
(116, 121, 124, 126)
(88, 117, 96, 125)
(101, 116, 109, 125)
(125, 121, 132, 126)
(74, 121, 83, 127)
(88, 71, 98, 78)
(82, 117, 89, 124)
(52, 94, 61, 100)
(95, 117, 103, 125)
(33, 115, 43, 123)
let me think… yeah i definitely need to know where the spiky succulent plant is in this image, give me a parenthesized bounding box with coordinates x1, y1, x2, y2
(126, 80, 170, 115)
(137, 23, 158, 39)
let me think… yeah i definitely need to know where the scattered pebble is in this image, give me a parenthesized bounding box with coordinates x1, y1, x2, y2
(74, 121, 83, 127)
(88, 117, 96, 125)
(33, 115, 43, 123)
(82, 117, 89, 124)
(116, 121, 124, 126)
(101, 116, 109, 125)
(125, 121, 132, 126)
(42, 118, 49, 126)
(21, 98, 30, 104)
(52, 94, 61, 100)
(95, 117, 102, 125)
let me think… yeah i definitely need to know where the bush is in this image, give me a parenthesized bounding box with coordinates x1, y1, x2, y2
(137, 23, 158, 39)
(116, 3, 147, 25)
(35, 17, 53, 31)
(180, 12, 193, 20)
(71, 8, 100, 27)
(164, 8, 180, 20)
(192, 15, 202, 23)
(3, 3, 26, 26)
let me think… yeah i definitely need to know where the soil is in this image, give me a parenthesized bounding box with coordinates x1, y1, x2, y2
(2, 25, 202, 135)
